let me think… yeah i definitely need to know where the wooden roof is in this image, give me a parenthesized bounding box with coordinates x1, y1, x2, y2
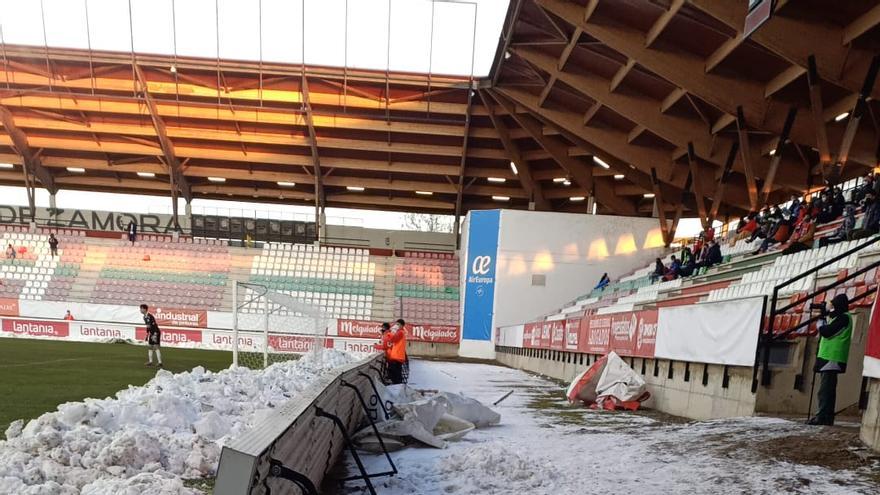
(1, 0, 879, 224)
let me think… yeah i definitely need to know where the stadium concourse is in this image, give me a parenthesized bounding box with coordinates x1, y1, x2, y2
(2, 0, 880, 494)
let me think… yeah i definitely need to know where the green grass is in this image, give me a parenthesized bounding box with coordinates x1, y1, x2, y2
(0, 338, 232, 436)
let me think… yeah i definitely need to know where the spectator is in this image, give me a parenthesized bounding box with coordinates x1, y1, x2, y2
(819, 204, 856, 248)
(650, 257, 666, 283)
(853, 173, 874, 205)
(63, 310, 74, 321)
(850, 191, 880, 240)
(679, 250, 696, 277)
(5, 243, 15, 260)
(780, 213, 816, 255)
(127, 220, 137, 245)
(695, 240, 723, 271)
(787, 194, 802, 219)
(594, 273, 610, 291)
(731, 212, 758, 245)
(808, 294, 852, 426)
(753, 214, 792, 255)
(663, 255, 681, 281)
(48, 233, 59, 258)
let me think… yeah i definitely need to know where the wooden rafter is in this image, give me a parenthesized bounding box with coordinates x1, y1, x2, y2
(650, 167, 671, 246)
(0, 106, 56, 194)
(761, 107, 798, 204)
(645, 0, 684, 48)
(453, 91, 475, 241)
(686, 143, 709, 229)
(300, 76, 325, 221)
(735, 106, 759, 211)
(709, 141, 739, 223)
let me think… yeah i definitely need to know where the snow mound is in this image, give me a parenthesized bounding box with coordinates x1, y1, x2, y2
(0, 349, 357, 494)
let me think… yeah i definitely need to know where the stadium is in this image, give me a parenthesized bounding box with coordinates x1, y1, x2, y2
(1, 0, 880, 493)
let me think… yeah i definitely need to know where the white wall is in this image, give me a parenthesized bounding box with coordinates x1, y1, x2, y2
(493, 210, 665, 328)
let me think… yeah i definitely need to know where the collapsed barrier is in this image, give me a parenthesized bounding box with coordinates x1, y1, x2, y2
(215, 353, 397, 495)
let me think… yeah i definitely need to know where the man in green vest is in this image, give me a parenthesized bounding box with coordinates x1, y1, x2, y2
(808, 293, 853, 426)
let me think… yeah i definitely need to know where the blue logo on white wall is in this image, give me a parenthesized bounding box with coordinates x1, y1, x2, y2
(463, 210, 500, 341)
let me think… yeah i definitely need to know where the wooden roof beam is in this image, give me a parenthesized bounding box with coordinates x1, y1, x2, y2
(686, 142, 709, 229)
(301, 76, 325, 220)
(480, 90, 549, 210)
(709, 141, 739, 223)
(609, 59, 635, 93)
(844, 4, 880, 45)
(0, 106, 56, 194)
(645, 0, 684, 48)
(133, 65, 191, 204)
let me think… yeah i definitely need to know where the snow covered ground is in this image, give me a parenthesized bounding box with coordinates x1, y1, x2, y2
(0, 350, 358, 495)
(339, 360, 880, 495)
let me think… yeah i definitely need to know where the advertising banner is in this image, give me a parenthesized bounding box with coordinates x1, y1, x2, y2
(336, 320, 461, 344)
(1, 318, 69, 338)
(522, 322, 538, 348)
(564, 318, 581, 351)
(576, 310, 657, 358)
(268, 335, 334, 353)
(462, 210, 501, 342)
(153, 307, 208, 328)
(550, 320, 566, 350)
(580, 314, 611, 354)
(135, 327, 203, 345)
(72, 322, 136, 341)
(0, 298, 19, 317)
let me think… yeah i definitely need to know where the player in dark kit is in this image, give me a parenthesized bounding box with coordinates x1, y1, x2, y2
(140, 304, 163, 368)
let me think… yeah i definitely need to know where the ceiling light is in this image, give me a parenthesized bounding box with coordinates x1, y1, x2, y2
(66, 167, 85, 173)
(643, 193, 656, 199)
(593, 157, 610, 169)
(835, 112, 849, 122)
(504, 51, 512, 60)
(591, 202, 598, 215)
(137, 172, 155, 178)
(488, 177, 506, 183)
(768, 149, 776, 156)
(347, 186, 365, 192)
(563, 180, 571, 186)
(170, 65, 177, 73)
(415, 191, 433, 196)
(492, 195, 510, 201)
(277, 181, 296, 187)
(0, 163, 13, 169)
(510, 161, 518, 175)
(613, 174, 625, 180)
(553, 177, 567, 183)
(570, 196, 585, 202)
(208, 177, 226, 183)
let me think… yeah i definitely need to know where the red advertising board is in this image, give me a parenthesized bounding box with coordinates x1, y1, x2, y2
(523, 322, 538, 348)
(564, 318, 581, 351)
(1, 318, 69, 337)
(135, 327, 202, 344)
(578, 310, 657, 358)
(0, 298, 19, 316)
(153, 307, 208, 328)
(337, 320, 460, 344)
(550, 320, 566, 350)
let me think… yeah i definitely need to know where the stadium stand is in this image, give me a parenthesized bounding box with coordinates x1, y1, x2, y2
(0, 226, 83, 301)
(395, 252, 460, 325)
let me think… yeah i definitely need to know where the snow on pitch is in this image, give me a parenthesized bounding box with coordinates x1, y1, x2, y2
(0, 350, 358, 495)
(345, 360, 879, 495)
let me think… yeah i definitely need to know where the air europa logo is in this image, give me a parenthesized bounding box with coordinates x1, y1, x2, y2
(472, 255, 492, 275)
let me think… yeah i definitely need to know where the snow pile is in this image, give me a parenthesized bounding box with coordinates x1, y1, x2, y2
(0, 350, 357, 494)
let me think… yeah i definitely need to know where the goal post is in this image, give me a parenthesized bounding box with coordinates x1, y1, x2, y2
(231, 280, 332, 369)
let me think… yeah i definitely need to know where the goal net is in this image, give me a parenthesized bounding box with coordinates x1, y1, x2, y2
(231, 281, 332, 369)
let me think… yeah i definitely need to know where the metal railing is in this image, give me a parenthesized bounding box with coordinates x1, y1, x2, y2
(752, 234, 880, 392)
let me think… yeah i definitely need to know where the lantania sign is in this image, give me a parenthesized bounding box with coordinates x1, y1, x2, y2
(0, 205, 183, 233)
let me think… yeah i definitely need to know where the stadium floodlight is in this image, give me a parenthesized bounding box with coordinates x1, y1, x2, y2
(415, 190, 433, 195)
(277, 181, 296, 187)
(347, 186, 365, 192)
(492, 195, 510, 201)
(593, 157, 611, 169)
(570, 196, 585, 202)
(643, 193, 656, 198)
(0, 163, 13, 169)
(614, 174, 625, 180)
(66, 167, 86, 173)
(488, 177, 506, 183)
(208, 177, 226, 183)
(835, 112, 849, 122)
(510, 161, 518, 175)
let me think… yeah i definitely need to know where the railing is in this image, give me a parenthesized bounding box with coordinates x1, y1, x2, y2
(752, 234, 880, 392)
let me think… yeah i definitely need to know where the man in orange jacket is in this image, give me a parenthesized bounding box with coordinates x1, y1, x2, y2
(386, 319, 408, 384)
(374, 322, 392, 357)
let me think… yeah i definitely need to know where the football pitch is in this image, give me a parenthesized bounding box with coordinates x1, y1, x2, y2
(0, 338, 232, 437)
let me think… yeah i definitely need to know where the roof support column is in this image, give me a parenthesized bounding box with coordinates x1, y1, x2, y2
(300, 76, 325, 242)
(453, 88, 475, 248)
